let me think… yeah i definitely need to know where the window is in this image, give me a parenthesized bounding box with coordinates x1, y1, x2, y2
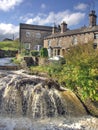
(54, 49, 56, 56)
(48, 40, 51, 47)
(94, 33, 98, 39)
(36, 33, 41, 38)
(57, 49, 60, 55)
(93, 43, 97, 49)
(35, 45, 42, 51)
(57, 39, 61, 46)
(72, 36, 77, 45)
(25, 43, 31, 50)
(26, 31, 31, 37)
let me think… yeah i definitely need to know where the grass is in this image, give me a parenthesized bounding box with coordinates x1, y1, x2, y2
(30, 65, 50, 74)
(0, 40, 19, 50)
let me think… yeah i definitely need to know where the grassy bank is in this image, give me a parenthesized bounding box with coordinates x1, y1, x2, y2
(0, 40, 19, 50)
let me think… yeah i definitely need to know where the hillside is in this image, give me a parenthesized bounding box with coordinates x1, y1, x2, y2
(0, 40, 19, 50)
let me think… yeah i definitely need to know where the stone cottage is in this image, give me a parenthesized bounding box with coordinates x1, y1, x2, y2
(44, 10, 98, 57)
(19, 23, 52, 51)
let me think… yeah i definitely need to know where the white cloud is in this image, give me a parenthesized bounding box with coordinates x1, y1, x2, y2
(26, 19, 33, 24)
(25, 10, 85, 27)
(0, 0, 23, 11)
(74, 3, 88, 11)
(41, 3, 46, 9)
(0, 23, 19, 40)
(0, 10, 86, 40)
(62, 12, 85, 26)
(20, 14, 34, 23)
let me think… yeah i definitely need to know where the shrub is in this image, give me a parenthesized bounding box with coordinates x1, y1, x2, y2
(21, 49, 30, 56)
(40, 48, 48, 58)
(31, 50, 39, 56)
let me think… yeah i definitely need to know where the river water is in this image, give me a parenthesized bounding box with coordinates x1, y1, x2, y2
(0, 116, 98, 130)
(0, 58, 16, 66)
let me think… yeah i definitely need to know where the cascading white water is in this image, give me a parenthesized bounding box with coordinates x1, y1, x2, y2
(0, 73, 67, 118)
(0, 70, 94, 130)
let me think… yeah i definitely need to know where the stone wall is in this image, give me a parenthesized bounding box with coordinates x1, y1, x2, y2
(0, 50, 5, 58)
(23, 56, 49, 67)
(23, 56, 39, 67)
(0, 50, 18, 58)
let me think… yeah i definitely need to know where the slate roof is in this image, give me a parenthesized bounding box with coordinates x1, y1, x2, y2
(20, 23, 52, 32)
(45, 25, 98, 39)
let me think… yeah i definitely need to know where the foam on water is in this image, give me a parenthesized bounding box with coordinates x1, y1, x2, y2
(0, 116, 98, 130)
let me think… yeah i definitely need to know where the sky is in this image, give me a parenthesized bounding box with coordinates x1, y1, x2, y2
(0, 0, 98, 41)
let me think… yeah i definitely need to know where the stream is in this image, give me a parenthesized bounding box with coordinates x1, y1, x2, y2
(0, 58, 16, 66)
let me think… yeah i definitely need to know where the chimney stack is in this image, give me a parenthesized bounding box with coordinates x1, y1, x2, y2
(52, 24, 57, 34)
(89, 10, 97, 27)
(61, 21, 67, 33)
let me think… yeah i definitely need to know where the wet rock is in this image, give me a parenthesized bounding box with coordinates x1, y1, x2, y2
(83, 99, 98, 117)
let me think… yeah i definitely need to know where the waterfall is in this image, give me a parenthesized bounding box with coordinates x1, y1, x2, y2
(0, 70, 87, 119)
(0, 70, 90, 130)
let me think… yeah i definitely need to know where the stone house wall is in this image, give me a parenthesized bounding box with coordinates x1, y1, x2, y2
(44, 32, 95, 56)
(20, 23, 52, 50)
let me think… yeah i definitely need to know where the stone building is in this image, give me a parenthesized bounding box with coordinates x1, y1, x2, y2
(44, 10, 98, 57)
(19, 23, 52, 51)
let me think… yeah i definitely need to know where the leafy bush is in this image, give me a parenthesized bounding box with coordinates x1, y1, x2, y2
(31, 50, 39, 56)
(21, 49, 30, 56)
(58, 64, 98, 101)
